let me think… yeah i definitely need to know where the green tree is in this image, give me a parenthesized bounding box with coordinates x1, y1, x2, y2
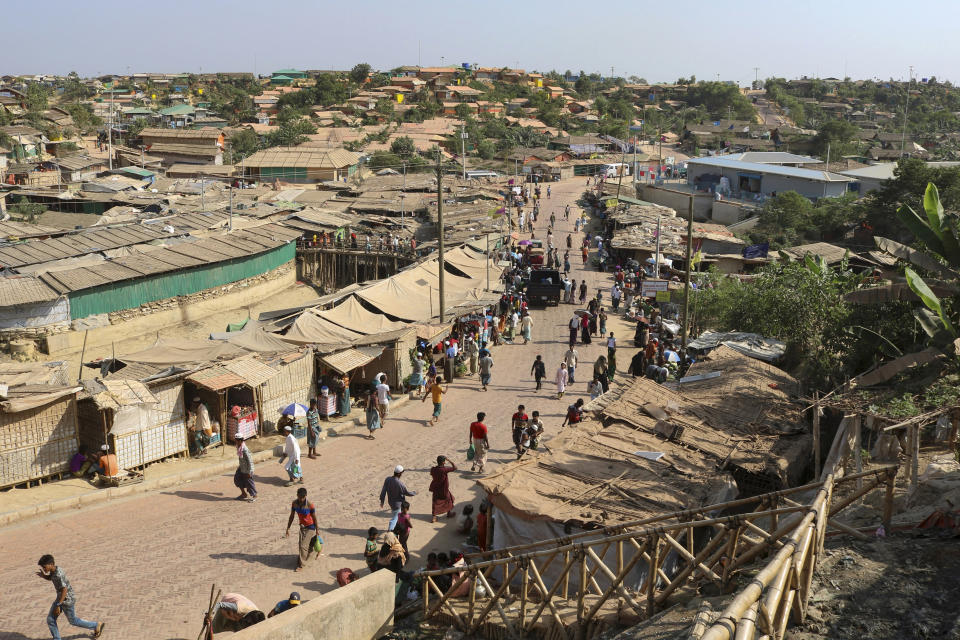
(755, 191, 814, 247)
(63, 71, 89, 103)
(367, 151, 401, 171)
(350, 63, 372, 84)
(389, 135, 416, 158)
(866, 158, 960, 239)
(25, 83, 49, 112)
(455, 102, 472, 121)
(64, 103, 102, 133)
(126, 117, 149, 140)
(476, 139, 495, 160)
(812, 119, 858, 156)
(265, 118, 317, 147)
(227, 128, 260, 162)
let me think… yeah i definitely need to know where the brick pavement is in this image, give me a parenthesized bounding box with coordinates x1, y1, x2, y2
(0, 177, 640, 640)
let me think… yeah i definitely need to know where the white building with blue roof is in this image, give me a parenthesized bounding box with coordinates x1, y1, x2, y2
(686, 152, 853, 200)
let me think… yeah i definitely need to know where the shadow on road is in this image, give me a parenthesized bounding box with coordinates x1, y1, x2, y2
(209, 552, 292, 569)
(161, 490, 226, 502)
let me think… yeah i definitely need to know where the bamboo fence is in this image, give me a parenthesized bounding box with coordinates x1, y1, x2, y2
(421, 466, 897, 640)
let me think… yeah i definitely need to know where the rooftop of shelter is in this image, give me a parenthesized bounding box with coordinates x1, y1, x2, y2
(687, 155, 854, 183)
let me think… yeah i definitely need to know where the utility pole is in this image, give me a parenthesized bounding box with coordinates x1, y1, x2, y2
(107, 101, 114, 170)
(680, 196, 694, 366)
(753, 67, 760, 87)
(632, 134, 637, 183)
(654, 213, 662, 279)
(436, 152, 446, 322)
(614, 146, 627, 203)
(460, 124, 467, 180)
(900, 66, 913, 157)
(228, 185, 234, 231)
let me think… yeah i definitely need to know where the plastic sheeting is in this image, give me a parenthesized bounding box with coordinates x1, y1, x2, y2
(209, 318, 300, 353)
(282, 310, 365, 345)
(316, 296, 408, 335)
(0, 297, 70, 329)
(120, 338, 247, 365)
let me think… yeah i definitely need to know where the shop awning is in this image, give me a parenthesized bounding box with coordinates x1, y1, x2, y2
(187, 366, 248, 391)
(222, 358, 280, 387)
(319, 346, 385, 375)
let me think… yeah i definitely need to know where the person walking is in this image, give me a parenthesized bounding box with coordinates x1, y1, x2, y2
(563, 346, 578, 383)
(564, 203, 570, 220)
(469, 412, 490, 473)
(422, 375, 447, 426)
(510, 405, 529, 456)
(563, 255, 571, 277)
(581, 314, 592, 345)
(598, 308, 607, 336)
(278, 425, 302, 487)
(37, 555, 104, 640)
(380, 465, 416, 534)
(464, 337, 479, 375)
(611, 284, 622, 311)
(520, 312, 533, 345)
(478, 351, 494, 391)
(581, 245, 588, 265)
(364, 392, 381, 439)
(305, 399, 321, 459)
(567, 279, 577, 304)
(375, 374, 392, 425)
(234, 434, 257, 502)
(429, 456, 457, 523)
(530, 354, 546, 391)
(555, 361, 569, 399)
(285, 488, 318, 572)
(579, 281, 588, 305)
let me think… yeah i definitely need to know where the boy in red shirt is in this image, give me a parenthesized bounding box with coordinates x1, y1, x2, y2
(469, 412, 490, 473)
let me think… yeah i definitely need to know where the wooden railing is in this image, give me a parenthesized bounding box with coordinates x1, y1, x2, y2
(421, 466, 897, 640)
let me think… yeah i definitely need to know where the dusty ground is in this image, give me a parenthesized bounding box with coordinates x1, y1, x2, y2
(789, 531, 960, 640)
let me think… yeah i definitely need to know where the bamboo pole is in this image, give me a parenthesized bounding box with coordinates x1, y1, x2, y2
(701, 489, 825, 640)
(883, 471, 895, 531)
(426, 570, 472, 620)
(519, 562, 529, 630)
(427, 577, 466, 628)
(854, 415, 863, 494)
(910, 423, 920, 496)
(828, 477, 883, 518)
(562, 550, 570, 599)
(423, 576, 430, 618)
(583, 545, 645, 618)
(661, 531, 721, 582)
(813, 391, 821, 480)
(577, 548, 587, 621)
(734, 602, 759, 640)
(657, 527, 731, 605)
(689, 600, 713, 639)
(467, 570, 476, 628)
(647, 535, 659, 617)
(470, 563, 522, 634)
(526, 556, 573, 636)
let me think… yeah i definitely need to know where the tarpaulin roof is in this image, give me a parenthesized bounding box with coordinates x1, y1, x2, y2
(319, 346, 385, 374)
(209, 318, 300, 353)
(282, 309, 365, 345)
(687, 331, 786, 363)
(315, 296, 408, 335)
(120, 338, 246, 365)
(0, 385, 82, 413)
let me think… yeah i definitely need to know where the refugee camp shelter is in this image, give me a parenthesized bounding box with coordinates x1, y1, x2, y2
(0, 362, 82, 488)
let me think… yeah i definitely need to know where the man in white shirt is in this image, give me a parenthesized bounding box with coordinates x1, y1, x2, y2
(564, 347, 579, 384)
(278, 425, 303, 487)
(611, 284, 622, 311)
(375, 374, 392, 424)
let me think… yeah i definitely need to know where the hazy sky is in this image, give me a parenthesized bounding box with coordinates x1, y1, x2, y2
(6, 0, 958, 84)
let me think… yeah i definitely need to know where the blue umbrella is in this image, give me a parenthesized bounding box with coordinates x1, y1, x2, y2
(280, 403, 309, 417)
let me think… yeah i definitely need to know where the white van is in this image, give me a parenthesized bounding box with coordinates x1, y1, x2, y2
(601, 163, 629, 178)
(466, 170, 500, 179)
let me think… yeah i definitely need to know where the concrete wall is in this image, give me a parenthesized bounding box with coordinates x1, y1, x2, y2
(640, 185, 713, 220)
(761, 174, 848, 200)
(232, 569, 395, 640)
(712, 200, 752, 225)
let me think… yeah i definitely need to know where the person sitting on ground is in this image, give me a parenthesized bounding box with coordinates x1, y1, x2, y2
(425, 552, 440, 572)
(458, 504, 475, 535)
(96, 444, 119, 480)
(562, 399, 585, 427)
(267, 592, 301, 618)
(364, 527, 380, 573)
(69, 445, 101, 478)
(378, 532, 408, 575)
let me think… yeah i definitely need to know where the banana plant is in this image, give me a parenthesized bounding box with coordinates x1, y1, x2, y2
(876, 183, 960, 346)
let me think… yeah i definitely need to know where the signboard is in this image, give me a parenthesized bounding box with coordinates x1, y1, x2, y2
(655, 290, 672, 302)
(641, 280, 669, 297)
(605, 198, 618, 208)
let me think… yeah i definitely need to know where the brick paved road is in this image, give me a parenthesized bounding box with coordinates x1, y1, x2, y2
(0, 177, 638, 640)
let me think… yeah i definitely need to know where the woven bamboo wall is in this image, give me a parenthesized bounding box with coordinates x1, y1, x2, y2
(111, 379, 187, 469)
(0, 396, 78, 488)
(261, 355, 315, 430)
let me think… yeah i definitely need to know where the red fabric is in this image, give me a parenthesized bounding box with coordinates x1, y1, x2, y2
(470, 421, 488, 439)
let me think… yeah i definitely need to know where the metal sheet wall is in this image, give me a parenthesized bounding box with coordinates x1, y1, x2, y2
(68, 243, 295, 320)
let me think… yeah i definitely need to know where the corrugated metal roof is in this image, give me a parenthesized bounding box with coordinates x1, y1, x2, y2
(37, 225, 301, 293)
(686, 156, 854, 182)
(0, 276, 59, 306)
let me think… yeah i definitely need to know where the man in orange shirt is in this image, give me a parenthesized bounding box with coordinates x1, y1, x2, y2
(97, 445, 119, 478)
(469, 412, 490, 474)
